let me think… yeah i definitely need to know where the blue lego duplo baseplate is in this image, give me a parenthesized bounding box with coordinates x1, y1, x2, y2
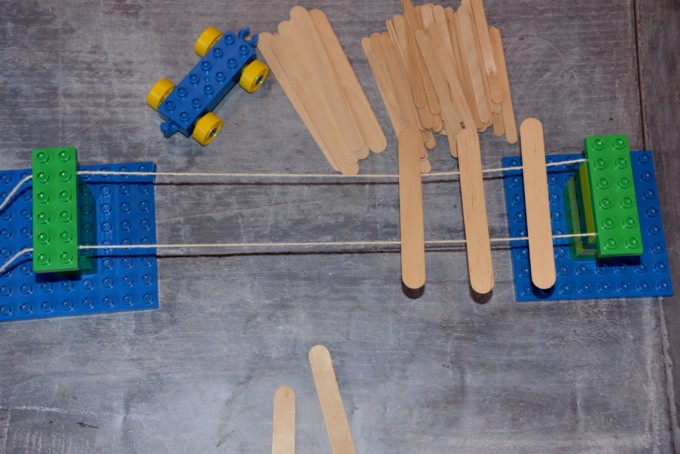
(0, 162, 159, 321)
(502, 151, 673, 302)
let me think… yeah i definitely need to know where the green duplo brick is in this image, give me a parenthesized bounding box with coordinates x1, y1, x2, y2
(584, 135, 643, 258)
(32, 147, 80, 273)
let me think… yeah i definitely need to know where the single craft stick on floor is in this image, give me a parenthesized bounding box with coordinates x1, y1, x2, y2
(309, 345, 356, 454)
(519, 118, 556, 290)
(272, 386, 296, 454)
(456, 129, 494, 294)
(398, 128, 426, 290)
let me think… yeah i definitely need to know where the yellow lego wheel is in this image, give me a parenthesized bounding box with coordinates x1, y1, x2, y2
(192, 112, 223, 145)
(239, 60, 269, 93)
(146, 78, 175, 111)
(195, 26, 223, 57)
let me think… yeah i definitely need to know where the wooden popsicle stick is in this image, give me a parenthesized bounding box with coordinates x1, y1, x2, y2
(272, 27, 359, 174)
(519, 118, 556, 290)
(398, 128, 426, 289)
(311, 9, 387, 154)
(288, 7, 367, 159)
(456, 129, 494, 294)
(421, 158, 432, 173)
(455, 2, 490, 125)
(450, 10, 483, 130)
(362, 37, 403, 137)
(468, 1, 494, 126)
(309, 345, 356, 454)
(422, 129, 436, 150)
(432, 6, 453, 54)
(399, 1, 427, 108)
(469, 0, 502, 104)
(444, 8, 465, 88)
(420, 3, 435, 29)
(272, 386, 296, 454)
(387, 19, 434, 132)
(492, 110, 505, 136)
(378, 33, 429, 153)
(259, 33, 339, 172)
(415, 30, 461, 157)
(489, 26, 518, 143)
(427, 23, 476, 132)
(402, 0, 441, 117)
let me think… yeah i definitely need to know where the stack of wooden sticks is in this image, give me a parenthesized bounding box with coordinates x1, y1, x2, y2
(259, 6, 387, 175)
(363, 0, 517, 172)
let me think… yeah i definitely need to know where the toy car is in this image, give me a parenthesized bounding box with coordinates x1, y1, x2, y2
(147, 27, 269, 145)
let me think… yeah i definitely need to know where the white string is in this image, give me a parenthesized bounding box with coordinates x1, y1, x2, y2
(0, 174, 32, 212)
(0, 158, 587, 211)
(0, 233, 596, 274)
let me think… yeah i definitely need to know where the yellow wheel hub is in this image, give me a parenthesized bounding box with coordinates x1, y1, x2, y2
(146, 78, 175, 111)
(195, 26, 223, 57)
(239, 60, 269, 93)
(192, 112, 223, 145)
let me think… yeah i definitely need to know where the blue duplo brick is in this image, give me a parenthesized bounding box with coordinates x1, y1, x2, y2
(503, 151, 673, 302)
(0, 162, 159, 321)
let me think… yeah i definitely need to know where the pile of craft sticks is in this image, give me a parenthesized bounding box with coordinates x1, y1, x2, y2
(259, 6, 387, 175)
(363, 0, 517, 172)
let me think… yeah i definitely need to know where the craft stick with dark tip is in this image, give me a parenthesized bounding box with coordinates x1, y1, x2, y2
(415, 30, 461, 157)
(519, 118, 556, 290)
(457, 129, 494, 294)
(272, 25, 359, 174)
(309, 345, 356, 454)
(456, 2, 490, 125)
(311, 9, 387, 154)
(272, 386, 296, 454)
(289, 7, 367, 159)
(490, 26, 518, 143)
(469, 0, 503, 104)
(398, 128, 426, 290)
(259, 33, 339, 172)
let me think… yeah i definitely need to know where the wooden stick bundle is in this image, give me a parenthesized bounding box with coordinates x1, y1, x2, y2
(363, 0, 518, 171)
(260, 7, 387, 175)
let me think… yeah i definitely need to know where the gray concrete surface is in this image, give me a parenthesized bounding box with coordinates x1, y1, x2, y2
(0, 0, 677, 452)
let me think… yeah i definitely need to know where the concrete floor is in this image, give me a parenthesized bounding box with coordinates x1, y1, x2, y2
(0, 0, 678, 452)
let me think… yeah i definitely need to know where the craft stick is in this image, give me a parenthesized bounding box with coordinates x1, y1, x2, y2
(492, 110, 505, 137)
(288, 7, 367, 159)
(450, 10, 484, 130)
(444, 8, 465, 88)
(420, 3, 435, 29)
(259, 33, 339, 172)
(272, 386, 296, 454)
(399, 1, 427, 108)
(311, 9, 387, 154)
(402, 0, 441, 117)
(455, 2, 490, 125)
(272, 26, 359, 174)
(415, 30, 461, 157)
(456, 129, 494, 294)
(398, 128, 426, 289)
(309, 345, 356, 454)
(468, 2, 494, 126)
(421, 158, 432, 173)
(422, 129, 436, 150)
(519, 118, 556, 290)
(362, 37, 403, 137)
(427, 24, 475, 132)
(489, 27, 518, 143)
(377, 33, 429, 156)
(469, 0, 502, 104)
